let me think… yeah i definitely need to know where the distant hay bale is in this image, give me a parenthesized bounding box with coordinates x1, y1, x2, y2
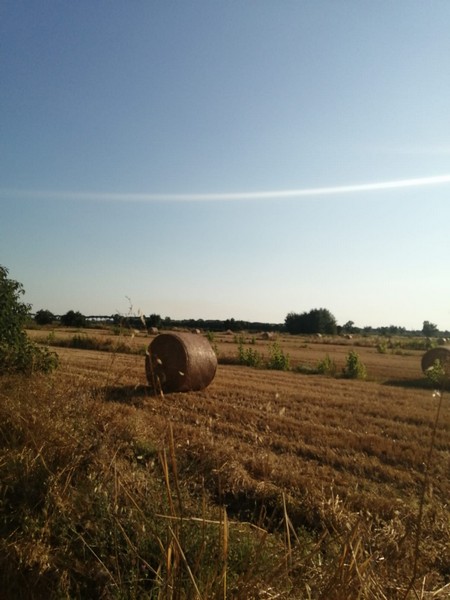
(421, 347, 450, 375)
(261, 331, 274, 340)
(145, 332, 217, 393)
(149, 327, 159, 335)
(438, 337, 448, 345)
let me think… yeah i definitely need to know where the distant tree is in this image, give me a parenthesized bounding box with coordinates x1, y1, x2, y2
(224, 318, 237, 331)
(61, 310, 87, 327)
(422, 320, 438, 337)
(285, 308, 337, 335)
(342, 320, 355, 334)
(146, 313, 162, 328)
(0, 265, 58, 374)
(35, 309, 55, 325)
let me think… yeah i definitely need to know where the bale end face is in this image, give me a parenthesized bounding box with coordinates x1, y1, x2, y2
(146, 332, 217, 393)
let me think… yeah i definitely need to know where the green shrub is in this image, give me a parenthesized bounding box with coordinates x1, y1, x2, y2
(342, 350, 366, 380)
(376, 340, 388, 354)
(237, 343, 263, 367)
(317, 354, 337, 376)
(267, 342, 290, 371)
(0, 265, 58, 375)
(425, 359, 447, 387)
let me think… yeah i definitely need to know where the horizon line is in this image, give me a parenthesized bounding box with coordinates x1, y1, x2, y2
(2, 174, 450, 202)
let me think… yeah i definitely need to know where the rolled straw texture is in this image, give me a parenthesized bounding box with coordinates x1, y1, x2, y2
(146, 332, 217, 392)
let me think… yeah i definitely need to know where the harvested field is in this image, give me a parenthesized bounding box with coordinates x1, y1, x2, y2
(55, 344, 449, 516)
(28, 328, 427, 382)
(4, 332, 449, 598)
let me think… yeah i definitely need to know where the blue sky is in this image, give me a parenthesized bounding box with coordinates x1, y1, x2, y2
(1, 1, 450, 329)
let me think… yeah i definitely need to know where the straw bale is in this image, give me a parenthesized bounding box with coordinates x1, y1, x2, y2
(261, 332, 274, 340)
(421, 347, 450, 374)
(146, 332, 217, 393)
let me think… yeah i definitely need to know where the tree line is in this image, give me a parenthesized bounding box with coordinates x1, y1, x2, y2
(33, 309, 282, 333)
(32, 307, 448, 338)
(3, 263, 447, 378)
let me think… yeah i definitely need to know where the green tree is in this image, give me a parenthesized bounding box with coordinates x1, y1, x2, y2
(0, 266, 58, 374)
(147, 313, 162, 328)
(61, 310, 87, 327)
(35, 308, 55, 325)
(342, 320, 355, 334)
(285, 308, 337, 335)
(422, 320, 438, 337)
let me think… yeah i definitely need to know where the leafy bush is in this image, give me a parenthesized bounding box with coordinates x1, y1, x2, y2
(237, 342, 263, 367)
(0, 265, 58, 374)
(267, 342, 290, 371)
(342, 350, 366, 380)
(317, 354, 337, 376)
(425, 359, 447, 387)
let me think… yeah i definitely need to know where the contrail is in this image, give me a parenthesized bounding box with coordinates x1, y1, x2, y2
(2, 174, 450, 202)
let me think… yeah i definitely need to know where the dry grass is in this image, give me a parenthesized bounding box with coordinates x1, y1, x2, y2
(1, 333, 449, 598)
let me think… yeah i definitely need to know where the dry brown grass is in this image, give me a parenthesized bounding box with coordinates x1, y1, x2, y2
(2, 332, 449, 598)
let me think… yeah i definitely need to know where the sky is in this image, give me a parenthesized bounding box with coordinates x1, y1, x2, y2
(1, 1, 450, 330)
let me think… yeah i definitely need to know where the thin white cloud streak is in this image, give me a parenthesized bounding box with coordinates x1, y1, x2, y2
(373, 145, 450, 156)
(3, 174, 450, 203)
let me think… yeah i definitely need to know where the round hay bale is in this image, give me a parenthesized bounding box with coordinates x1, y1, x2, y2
(146, 332, 217, 393)
(421, 347, 450, 375)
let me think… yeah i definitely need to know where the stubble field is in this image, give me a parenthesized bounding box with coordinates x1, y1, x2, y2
(51, 332, 448, 515)
(3, 328, 449, 598)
